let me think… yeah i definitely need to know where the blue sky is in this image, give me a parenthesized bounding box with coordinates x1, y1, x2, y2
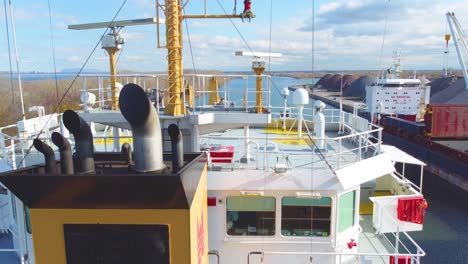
(1, 0, 467, 72)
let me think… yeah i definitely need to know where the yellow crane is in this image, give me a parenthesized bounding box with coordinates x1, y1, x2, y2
(157, 0, 255, 116)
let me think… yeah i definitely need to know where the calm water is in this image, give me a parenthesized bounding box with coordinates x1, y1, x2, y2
(412, 171, 468, 264)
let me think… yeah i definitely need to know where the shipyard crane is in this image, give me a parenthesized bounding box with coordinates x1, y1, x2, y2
(446, 12, 468, 90)
(235, 51, 282, 113)
(68, 18, 164, 110)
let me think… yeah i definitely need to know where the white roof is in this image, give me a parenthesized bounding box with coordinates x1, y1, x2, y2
(376, 79, 421, 84)
(335, 154, 395, 189)
(208, 166, 342, 191)
(381, 145, 425, 166)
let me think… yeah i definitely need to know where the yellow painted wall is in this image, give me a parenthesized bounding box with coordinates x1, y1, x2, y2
(30, 209, 190, 264)
(189, 166, 208, 264)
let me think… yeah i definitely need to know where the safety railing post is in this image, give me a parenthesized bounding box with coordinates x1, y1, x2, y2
(358, 135, 362, 161)
(378, 129, 382, 153)
(0, 132, 5, 162)
(10, 139, 16, 169)
(20, 138, 25, 168)
(338, 138, 342, 169)
(208, 250, 220, 264)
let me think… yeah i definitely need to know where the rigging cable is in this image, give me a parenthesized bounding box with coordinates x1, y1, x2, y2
(182, 7, 197, 76)
(3, 0, 17, 120)
(116, 42, 125, 65)
(377, 0, 391, 79)
(8, 0, 26, 120)
(182, 3, 198, 110)
(215, 0, 284, 103)
(46, 0, 60, 110)
(16, 0, 128, 169)
(266, 0, 273, 75)
(310, 0, 315, 257)
(260, 0, 274, 257)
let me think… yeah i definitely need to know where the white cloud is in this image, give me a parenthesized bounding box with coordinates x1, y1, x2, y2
(67, 55, 83, 63)
(2, 0, 468, 72)
(318, 2, 340, 14)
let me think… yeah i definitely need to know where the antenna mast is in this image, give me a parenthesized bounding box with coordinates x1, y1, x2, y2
(235, 51, 282, 113)
(69, 18, 163, 110)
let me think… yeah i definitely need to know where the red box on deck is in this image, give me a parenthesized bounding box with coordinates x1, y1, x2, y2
(390, 256, 411, 264)
(209, 146, 234, 163)
(397, 197, 427, 224)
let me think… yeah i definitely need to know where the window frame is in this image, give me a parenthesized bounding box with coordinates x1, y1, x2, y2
(225, 196, 276, 237)
(280, 196, 332, 238)
(337, 190, 357, 233)
(224, 195, 337, 239)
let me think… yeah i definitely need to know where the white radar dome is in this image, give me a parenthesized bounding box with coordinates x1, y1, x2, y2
(107, 82, 123, 99)
(80, 92, 96, 106)
(314, 100, 326, 110)
(293, 88, 309, 105)
(281, 87, 290, 97)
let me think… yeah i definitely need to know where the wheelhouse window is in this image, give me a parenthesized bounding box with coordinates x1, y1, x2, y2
(226, 196, 275, 236)
(338, 190, 356, 233)
(281, 197, 331, 237)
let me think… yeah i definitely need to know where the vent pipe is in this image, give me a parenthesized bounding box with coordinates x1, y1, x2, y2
(121, 142, 133, 166)
(119, 83, 165, 173)
(51, 132, 74, 175)
(314, 100, 326, 150)
(63, 110, 95, 174)
(168, 124, 183, 172)
(33, 139, 57, 174)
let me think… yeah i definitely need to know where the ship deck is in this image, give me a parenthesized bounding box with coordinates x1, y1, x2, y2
(205, 126, 381, 191)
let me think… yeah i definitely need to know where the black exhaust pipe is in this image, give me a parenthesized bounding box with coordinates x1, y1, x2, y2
(51, 132, 74, 175)
(119, 83, 165, 173)
(62, 110, 95, 174)
(121, 142, 133, 166)
(33, 139, 57, 174)
(168, 124, 183, 173)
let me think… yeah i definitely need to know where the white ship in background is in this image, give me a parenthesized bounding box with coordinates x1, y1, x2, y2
(0, 1, 428, 263)
(365, 50, 431, 123)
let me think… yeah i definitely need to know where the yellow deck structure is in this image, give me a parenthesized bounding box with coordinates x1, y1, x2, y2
(0, 152, 208, 264)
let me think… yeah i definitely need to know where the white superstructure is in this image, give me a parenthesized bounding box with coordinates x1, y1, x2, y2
(0, 73, 429, 264)
(366, 51, 431, 120)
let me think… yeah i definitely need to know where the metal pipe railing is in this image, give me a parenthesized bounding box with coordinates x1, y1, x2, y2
(208, 250, 220, 264)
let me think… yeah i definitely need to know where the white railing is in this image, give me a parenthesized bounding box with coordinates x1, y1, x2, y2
(201, 109, 382, 171)
(247, 249, 425, 264)
(246, 216, 425, 263)
(201, 128, 382, 171)
(77, 73, 273, 113)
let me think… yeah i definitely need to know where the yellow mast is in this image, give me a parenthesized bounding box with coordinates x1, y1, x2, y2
(164, 0, 184, 116)
(161, 0, 253, 116)
(253, 66, 265, 113)
(105, 47, 120, 110)
(68, 18, 162, 110)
